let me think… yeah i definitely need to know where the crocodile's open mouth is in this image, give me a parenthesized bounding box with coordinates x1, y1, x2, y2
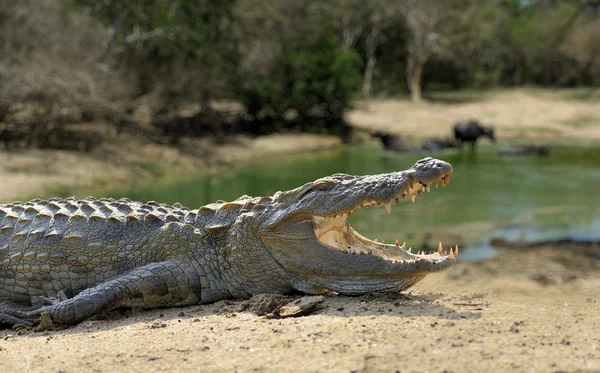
(314, 172, 457, 264)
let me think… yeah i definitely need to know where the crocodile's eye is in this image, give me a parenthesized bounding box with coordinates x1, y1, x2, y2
(299, 180, 335, 199)
(314, 181, 334, 191)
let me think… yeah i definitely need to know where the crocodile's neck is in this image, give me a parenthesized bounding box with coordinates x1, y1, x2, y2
(190, 196, 303, 300)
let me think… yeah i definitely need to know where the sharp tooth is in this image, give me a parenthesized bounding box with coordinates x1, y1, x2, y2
(417, 190, 422, 198)
(438, 242, 443, 253)
(374, 239, 378, 242)
(411, 195, 416, 203)
(367, 249, 372, 255)
(403, 242, 407, 249)
(442, 176, 447, 187)
(455, 245, 459, 256)
(448, 251, 455, 260)
(436, 179, 439, 188)
(385, 200, 392, 213)
(401, 193, 406, 199)
(395, 198, 399, 204)
(444, 250, 447, 256)
(426, 184, 430, 192)
(395, 239, 399, 246)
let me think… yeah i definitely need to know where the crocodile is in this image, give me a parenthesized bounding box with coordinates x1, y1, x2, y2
(0, 157, 456, 327)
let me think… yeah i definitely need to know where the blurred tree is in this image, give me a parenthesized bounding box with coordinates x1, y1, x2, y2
(238, 35, 362, 133)
(397, 0, 473, 102)
(234, 0, 362, 134)
(73, 0, 239, 113)
(315, 0, 391, 96)
(440, 0, 600, 88)
(505, 0, 590, 85)
(560, 14, 600, 84)
(0, 0, 127, 149)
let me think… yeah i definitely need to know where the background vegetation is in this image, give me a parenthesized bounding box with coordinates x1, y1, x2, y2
(0, 0, 599, 147)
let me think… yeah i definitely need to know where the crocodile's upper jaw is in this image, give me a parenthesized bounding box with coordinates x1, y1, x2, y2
(259, 157, 457, 295)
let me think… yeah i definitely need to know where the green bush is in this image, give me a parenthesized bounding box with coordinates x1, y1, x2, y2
(239, 36, 362, 134)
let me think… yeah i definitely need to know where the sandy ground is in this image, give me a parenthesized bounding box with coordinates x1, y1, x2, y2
(1, 244, 599, 373)
(1, 89, 600, 372)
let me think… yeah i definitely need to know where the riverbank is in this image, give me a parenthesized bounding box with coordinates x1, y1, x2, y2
(2, 242, 598, 373)
(0, 132, 343, 202)
(1, 88, 599, 203)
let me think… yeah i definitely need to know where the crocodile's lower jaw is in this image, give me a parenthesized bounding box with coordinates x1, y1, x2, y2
(313, 174, 457, 265)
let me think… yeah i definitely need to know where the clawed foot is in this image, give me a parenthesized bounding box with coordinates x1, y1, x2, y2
(0, 292, 70, 327)
(0, 300, 40, 326)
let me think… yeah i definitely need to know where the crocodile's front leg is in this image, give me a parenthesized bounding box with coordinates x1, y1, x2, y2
(30, 260, 202, 325)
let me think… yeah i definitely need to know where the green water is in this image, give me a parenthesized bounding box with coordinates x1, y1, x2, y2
(99, 145, 600, 258)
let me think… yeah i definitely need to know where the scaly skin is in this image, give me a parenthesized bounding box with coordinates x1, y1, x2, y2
(0, 157, 456, 326)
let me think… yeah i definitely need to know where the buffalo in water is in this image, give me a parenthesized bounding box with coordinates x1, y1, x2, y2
(371, 131, 415, 153)
(421, 138, 456, 152)
(499, 145, 551, 156)
(372, 131, 457, 153)
(453, 120, 495, 150)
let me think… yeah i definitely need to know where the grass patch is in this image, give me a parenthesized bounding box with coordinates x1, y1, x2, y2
(374, 88, 501, 103)
(560, 115, 598, 128)
(529, 87, 600, 101)
(422, 89, 493, 104)
(3, 164, 55, 175)
(134, 162, 166, 178)
(44, 184, 77, 198)
(557, 88, 600, 101)
(502, 126, 563, 138)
